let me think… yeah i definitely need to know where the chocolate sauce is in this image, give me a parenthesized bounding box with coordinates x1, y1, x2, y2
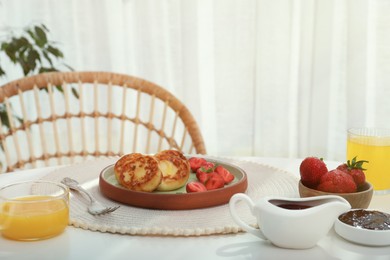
(339, 209, 390, 230)
(277, 204, 312, 210)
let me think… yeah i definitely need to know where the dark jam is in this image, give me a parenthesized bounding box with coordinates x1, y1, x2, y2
(338, 209, 390, 230)
(277, 204, 312, 210)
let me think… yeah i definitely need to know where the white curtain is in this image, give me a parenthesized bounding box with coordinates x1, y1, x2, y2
(1, 0, 390, 161)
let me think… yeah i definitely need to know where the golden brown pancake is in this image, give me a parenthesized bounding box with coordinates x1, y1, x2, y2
(114, 153, 143, 180)
(114, 154, 162, 192)
(154, 150, 190, 191)
(157, 149, 188, 162)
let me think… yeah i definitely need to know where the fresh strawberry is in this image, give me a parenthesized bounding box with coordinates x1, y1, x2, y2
(205, 173, 225, 190)
(215, 165, 234, 184)
(186, 181, 207, 193)
(317, 169, 357, 193)
(299, 157, 328, 188)
(188, 157, 207, 172)
(196, 170, 210, 184)
(200, 161, 215, 171)
(336, 156, 367, 188)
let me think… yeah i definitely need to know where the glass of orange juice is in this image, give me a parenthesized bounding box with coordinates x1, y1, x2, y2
(0, 180, 69, 241)
(347, 128, 390, 194)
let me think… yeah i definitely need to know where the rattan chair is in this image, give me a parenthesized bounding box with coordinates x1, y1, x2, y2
(0, 71, 206, 173)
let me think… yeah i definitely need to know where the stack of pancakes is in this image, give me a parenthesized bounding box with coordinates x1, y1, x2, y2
(114, 150, 190, 192)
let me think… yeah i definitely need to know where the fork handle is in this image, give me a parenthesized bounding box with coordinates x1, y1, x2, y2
(69, 185, 97, 204)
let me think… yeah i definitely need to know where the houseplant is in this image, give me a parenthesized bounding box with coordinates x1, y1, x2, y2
(0, 24, 74, 127)
(0, 24, 71, 78)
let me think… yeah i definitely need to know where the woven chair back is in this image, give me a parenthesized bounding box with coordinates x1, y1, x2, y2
(0, 71, 206, 173)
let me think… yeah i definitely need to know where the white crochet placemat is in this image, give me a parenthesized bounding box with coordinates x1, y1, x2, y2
(40, 156, 299, 236)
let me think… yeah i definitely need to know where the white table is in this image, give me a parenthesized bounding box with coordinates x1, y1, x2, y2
(1, 157, 389, 260)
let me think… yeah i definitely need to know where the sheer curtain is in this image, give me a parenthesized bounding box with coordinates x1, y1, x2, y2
(1, 0, 390, 161)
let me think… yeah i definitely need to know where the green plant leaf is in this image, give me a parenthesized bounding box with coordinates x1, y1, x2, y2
(42, 50, 53, 66)
(46, 45, 63, 58)
(27, 49, 40, 71)
(14, 37, 29, 50)
(1, 42, 9, 51)
(63, 63, 74, 71)
(19, 59, 30, 75)
(38, 67, 57, 73)
(18, 45, 29, 57)
(26, 29, 38, 43)
(40, 24, 49, 32)
(3, 42, 17, 62)
(71, 86, 79, 98)
(34, 25, 48, 47)
(0, 106, 10, 129)
(55, 84, 64, 93)
(0, 66, 5, 77)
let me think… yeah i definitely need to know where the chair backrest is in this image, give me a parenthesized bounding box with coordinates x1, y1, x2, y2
(0, 71, 206, 173)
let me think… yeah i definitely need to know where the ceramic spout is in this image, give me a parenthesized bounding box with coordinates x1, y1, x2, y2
(317, 195, 351, 218)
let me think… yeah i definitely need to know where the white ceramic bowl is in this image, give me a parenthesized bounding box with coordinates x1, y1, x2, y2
(334, 209, 390, 246)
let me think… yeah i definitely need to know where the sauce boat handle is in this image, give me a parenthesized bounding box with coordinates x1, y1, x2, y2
(229, 193, 267, 240)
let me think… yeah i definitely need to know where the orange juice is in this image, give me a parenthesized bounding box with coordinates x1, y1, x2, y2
(347, 131, 390, 192)
(0, 195, 69, 241)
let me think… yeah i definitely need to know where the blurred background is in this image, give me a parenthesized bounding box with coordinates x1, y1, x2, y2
(1, 0, 390, 161)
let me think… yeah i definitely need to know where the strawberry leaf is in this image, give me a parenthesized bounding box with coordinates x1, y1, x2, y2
(347, 156, 368, 171)
(200, 166, 214, 173)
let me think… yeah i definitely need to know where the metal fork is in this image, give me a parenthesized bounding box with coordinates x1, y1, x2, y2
(61, 177, 120, 216)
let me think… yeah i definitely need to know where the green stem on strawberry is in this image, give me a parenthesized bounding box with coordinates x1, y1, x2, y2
(347, 156, 369, 171)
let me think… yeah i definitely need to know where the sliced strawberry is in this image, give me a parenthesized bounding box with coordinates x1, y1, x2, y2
(205, 173, 225, 190)
(196, 170, 210, 184)
(196, 162, 215, 182)
(199, 161, 215, 172)
(188, 157, 207, 172)
(215, 165, 234, 184)
(186, 182, 207, 193)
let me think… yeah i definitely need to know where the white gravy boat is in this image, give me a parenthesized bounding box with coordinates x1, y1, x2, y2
(229, 194, 351, 249)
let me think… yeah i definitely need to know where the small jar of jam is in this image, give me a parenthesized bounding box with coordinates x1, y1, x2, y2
(338, 209, 390, 230)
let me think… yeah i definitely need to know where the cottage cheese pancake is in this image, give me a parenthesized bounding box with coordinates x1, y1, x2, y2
(114, 154, 162, 192)
(114, 153, 143, 180)
(154, 150, 190, 191)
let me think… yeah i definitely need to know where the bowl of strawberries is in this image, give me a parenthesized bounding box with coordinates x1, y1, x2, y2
(298, 156, 373, 209)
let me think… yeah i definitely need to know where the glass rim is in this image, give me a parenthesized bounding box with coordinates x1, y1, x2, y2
(348, 128, 390, 137)
(0, 180, 69, 202)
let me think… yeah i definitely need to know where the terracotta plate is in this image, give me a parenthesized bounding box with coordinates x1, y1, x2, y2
(99, 158, 248, 210)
